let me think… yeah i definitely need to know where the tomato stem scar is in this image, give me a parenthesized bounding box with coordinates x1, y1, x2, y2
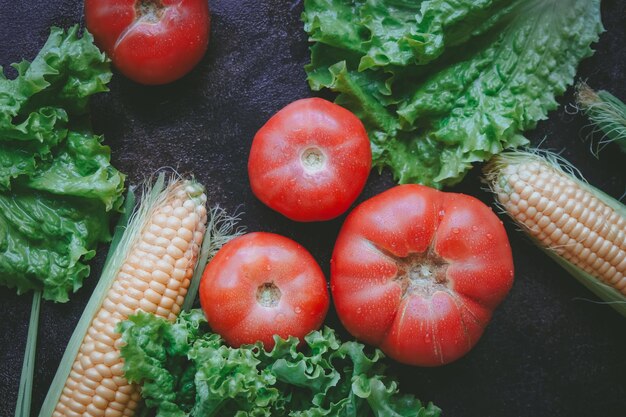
(256, 282, 282, 307)
(136, 0, 165, 22)
(301, 147, 326, 172)
(395, 251, 449, 298)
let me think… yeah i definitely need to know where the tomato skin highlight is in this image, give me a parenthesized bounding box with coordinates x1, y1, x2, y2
(248, 98, 372, 222)
(199, 232, 330, 349)
(85, 0, 210, 85)
(331, 185, 514, 366)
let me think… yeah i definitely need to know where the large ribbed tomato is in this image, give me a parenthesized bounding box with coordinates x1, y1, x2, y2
(331, 185, 514, 366)
(248, 98, 371, 222)
(199, 232, 330, 349)
(85, 0, 210, 85)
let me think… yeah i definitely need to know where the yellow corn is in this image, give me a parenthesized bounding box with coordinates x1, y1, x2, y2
(484, 151, 626, 294)
(50, 179, 207, 417)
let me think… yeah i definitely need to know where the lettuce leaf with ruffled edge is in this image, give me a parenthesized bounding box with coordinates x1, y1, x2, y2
(303, 0, 603, 187)
(119, 310, 441, 417)
(0, 26, 125, 302)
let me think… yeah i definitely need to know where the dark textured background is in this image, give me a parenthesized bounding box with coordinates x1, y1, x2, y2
(1, 1, 625, 416)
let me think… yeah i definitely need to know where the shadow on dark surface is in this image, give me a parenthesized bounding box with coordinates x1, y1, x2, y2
(0, 0, 625, 416)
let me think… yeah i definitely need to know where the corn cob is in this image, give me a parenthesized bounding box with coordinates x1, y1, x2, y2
(484, 150, 626, 315)
(40, 176, 207, 417)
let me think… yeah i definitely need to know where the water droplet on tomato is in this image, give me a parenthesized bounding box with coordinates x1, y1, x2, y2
(424, 333, 431, 343)
(266, 264, 271, 271)
(295, 306, 302, 314)
(438, 210, 445, 218)
(487, 233, 493, 240)
(356, 307, 362, 314)
(452, 228, 460, 234)
(471, 225, 478, 231)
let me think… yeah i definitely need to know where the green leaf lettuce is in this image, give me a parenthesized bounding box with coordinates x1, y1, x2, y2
(119, 310, 441, 417)
(0, 26, 125, 302)
(303, 0, 603, 187)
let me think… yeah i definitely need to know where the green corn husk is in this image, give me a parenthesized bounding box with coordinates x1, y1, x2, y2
(576, 82, 626, 156)
(484, 149, 626, 318)
(14, 291, 42, 417)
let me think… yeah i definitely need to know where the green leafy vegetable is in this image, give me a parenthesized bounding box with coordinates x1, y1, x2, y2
(303, 0, 603, 187)
(0, 26, 125, 302)
(119, 310, 441, 417)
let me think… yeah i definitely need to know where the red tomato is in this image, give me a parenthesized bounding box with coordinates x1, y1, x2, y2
(248, 98, 372, 222)
(331, 185, 514, 366)
(199, 232, 330, 349)
(85, 0, 210, 85)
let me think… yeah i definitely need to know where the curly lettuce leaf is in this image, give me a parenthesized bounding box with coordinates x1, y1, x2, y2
(0, 188, 112, 302)
(0, 26, 124, 302)
(119, 311, 440, 417)
(0, 25, 111, 188)
(26, 131, 125, 211)
(303, 0, 603, 187)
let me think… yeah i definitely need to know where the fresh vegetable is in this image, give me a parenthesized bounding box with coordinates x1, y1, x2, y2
(200, 232, 330, 349)
(248, 98, 371, 222)
(303, 0, 603, 188)
(576, 82, 626, 156)
(39, 176, 208, 417)
(331, 185, 514, 366)
(2, 26, 125, 417)
(14, 291, 42, 417)
(85, 0, 211, 85)
(484, 150, 626, 317)
(118, 309, 442, 417)
(0, 25, 124, 302)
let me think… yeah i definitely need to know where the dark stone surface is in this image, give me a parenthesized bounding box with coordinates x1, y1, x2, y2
(0, 1, 625, 416)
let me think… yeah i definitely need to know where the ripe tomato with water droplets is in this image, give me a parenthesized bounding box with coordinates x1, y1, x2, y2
(199, 232, 330, 349)
(85, 0, 210, 85)
(248, 98, 372, 222)
(331, 185, 514, 366)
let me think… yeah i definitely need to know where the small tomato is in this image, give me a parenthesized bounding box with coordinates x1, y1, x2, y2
(85, 0, 210, 85)
(248, 98, 372, 222)
(199, 232, 330, 349)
